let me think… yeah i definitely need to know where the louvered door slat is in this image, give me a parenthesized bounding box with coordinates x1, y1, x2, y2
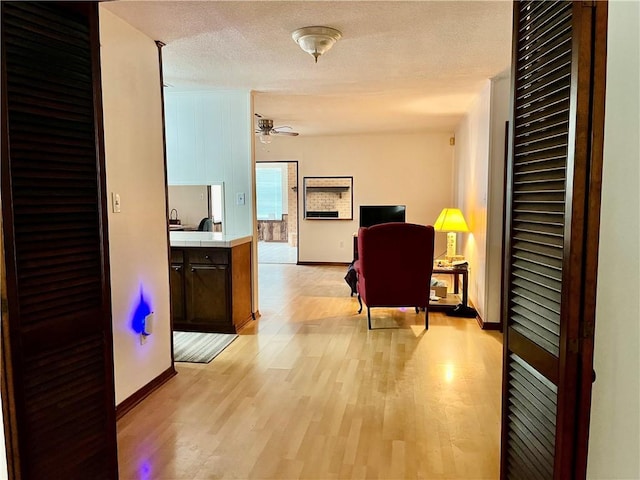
(513, 257, 561, 282)
(508, 448, 539, 480)
(511, 213, 564, 229)
(515, 157, 566, 173)
(517, 67, 571, 105)
(518, 3, 572, 54)
(509, 402, 555, 451)
(513, 222, 563, 240)
(518, 0, 552, 27)
(512, 239, 563, 259)
(2, 2, 117, 478)
(517, 49, 572, 93)
(518, 25, 571, 71)
(510, 385, 557, 430)
(513, 277, 562, 303)
(515, 86, 569, 117)
(5, 1, 90, 35)
(505, 355, 558, 479)
(10, 111, 94, 136)
(509, 420, 554, 475)
(512, 268, 562, 296)
(514, 249, 563, 270)
(512, 306, 560, 339)
(512, 324, 559, 356)
(3, 4, 89, 46)
(512, 231, 564, 249)
(6, 31, 91, 62)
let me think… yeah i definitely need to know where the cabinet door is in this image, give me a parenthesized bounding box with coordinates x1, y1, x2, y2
(188, 264, 229, 326)
(170, 263, 185, 325)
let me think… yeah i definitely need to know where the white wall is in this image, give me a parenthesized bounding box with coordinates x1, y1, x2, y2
(587, 1, 640, 478)
(99, 8, 172, 405)
(164, 91, 253, 237)
(485, 72, 511, 324)
(452, 73, 510, 324)
(454, 81, 491, 319)
(256, 132, 454, 263)
(168, 185, 209, 227)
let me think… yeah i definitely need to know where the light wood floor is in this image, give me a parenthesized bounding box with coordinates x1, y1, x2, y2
(258, 240, 298, 264)
(117, 264, 503, 479)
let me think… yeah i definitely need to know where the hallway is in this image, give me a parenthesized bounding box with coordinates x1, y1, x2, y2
(117, 264, 502, 479)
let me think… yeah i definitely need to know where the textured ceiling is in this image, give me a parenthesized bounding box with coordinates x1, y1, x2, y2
(104, 1, 513, 136)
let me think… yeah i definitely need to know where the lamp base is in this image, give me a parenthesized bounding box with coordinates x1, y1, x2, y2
(445, 231, 457, 263)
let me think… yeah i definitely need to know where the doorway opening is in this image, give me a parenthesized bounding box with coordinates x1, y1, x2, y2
(255, 161, 298, 264)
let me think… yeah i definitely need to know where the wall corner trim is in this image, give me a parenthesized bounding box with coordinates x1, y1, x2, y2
(475, 314, 502, 331)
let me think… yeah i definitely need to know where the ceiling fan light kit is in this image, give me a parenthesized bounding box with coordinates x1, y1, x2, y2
(259, 133, 272, 144)
(292, 26, 342, 63)
(256, 117, 299, 144)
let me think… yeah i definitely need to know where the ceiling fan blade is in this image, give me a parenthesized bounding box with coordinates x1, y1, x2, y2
(272, 130, 299, 136)
(273, 125, 292, 130)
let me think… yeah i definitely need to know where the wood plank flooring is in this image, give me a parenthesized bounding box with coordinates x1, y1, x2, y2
(117, 264, 503, 479)
(258, 240, 297, 264)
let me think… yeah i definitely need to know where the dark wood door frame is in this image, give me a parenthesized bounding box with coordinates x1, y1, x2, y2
(572, 2, 608, 476)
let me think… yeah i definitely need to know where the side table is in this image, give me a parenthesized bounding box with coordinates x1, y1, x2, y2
(430, 265, 469, 311)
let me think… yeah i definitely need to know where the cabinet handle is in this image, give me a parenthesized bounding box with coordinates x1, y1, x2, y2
(172, 265, 182, 272)
(190, 265, 219, 272)
(205, 255, 210, 260)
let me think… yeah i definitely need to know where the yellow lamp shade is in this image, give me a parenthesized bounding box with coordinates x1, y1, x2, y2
(433, 208, 469, 233)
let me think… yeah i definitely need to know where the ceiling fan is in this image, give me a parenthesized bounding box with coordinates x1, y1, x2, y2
(255, 115, 299, 144)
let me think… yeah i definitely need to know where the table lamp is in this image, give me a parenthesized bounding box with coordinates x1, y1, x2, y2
(434, 208, 469, 263)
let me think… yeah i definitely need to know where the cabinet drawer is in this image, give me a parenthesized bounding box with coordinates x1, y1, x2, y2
(188, 248, 229, 265)
(171, 249, 184, 263)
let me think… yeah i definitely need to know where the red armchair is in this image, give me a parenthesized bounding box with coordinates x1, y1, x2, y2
(354, 222, 435, 329)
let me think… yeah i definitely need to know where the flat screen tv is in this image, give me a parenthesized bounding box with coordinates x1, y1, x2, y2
(359, 205, 406, 228)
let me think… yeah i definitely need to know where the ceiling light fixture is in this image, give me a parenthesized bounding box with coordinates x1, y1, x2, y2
(292, 26, 342, 63)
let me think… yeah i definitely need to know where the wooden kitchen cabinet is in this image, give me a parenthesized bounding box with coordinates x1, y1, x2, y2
(170, 242, 252, 333)
(170, 249, 186, 325)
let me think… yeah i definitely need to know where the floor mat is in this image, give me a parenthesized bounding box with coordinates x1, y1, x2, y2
(173, 331, 238, 363)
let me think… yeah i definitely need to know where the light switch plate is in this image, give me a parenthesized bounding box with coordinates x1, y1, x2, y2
(112, 192, 121, 213)
(236, 192, 245, 205)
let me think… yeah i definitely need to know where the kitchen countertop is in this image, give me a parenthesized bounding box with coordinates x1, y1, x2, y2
(169, 231, 252, 248)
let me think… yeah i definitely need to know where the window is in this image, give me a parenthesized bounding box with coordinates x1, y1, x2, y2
(256, 166, 284, 220)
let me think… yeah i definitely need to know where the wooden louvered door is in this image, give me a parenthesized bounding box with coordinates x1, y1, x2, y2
(1, 2, 118, 478)
(501, 1, 607, 479)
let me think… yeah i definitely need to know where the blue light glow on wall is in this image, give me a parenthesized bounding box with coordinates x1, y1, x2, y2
(131, 288, 152, 334)
(138, 460, 152, 480)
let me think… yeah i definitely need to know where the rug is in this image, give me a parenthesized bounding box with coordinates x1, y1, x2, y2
(173, 331, 238, 363)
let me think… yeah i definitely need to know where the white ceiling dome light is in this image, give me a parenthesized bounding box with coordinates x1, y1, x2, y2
(292, 26, 342, 63)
